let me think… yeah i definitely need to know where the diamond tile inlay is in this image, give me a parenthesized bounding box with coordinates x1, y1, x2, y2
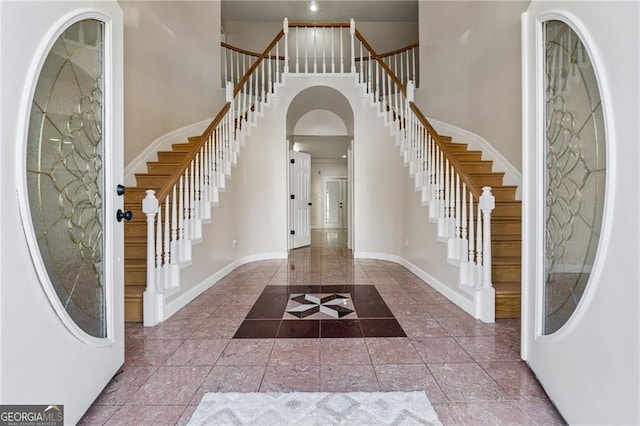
(286, 294, 354, 319)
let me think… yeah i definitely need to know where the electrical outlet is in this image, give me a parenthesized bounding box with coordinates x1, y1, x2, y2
(232, 238, 238, 248)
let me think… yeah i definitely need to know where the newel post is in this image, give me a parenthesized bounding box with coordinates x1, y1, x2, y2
(283, 18, 289, 73)
(142, 190, 162, 326)
(477, 186, 495, 323)
(350, 18, 356, 73)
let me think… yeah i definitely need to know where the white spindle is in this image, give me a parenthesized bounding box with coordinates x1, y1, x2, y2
(304, 26, 308, 73)
(322, 27, 326, 73)
(155, 203, 163, 289)
(163, 196, 170, 277)
(171, 185, 178, 264)
(476, 198, 483, 287)
(469, 193, 475, 272)
(283, 18, 289, 73)
(313, 26, 317, 73)
(461, 184, 468, 261)
(350, 19, 355, 73)
(340, 26, 344, 73)
(296, 26, 299, 73)
(183, 168, 190, 240)
(331, 27, 335, 73)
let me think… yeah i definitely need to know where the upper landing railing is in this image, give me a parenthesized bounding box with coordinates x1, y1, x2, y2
(141, 19, 495, 326)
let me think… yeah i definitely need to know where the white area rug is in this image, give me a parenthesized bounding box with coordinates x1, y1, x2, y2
(188, 391, 442, 425)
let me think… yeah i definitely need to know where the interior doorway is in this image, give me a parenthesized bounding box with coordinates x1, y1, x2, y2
(323, 177, 348, 228)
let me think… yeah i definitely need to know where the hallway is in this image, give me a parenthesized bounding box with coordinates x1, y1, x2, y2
(80, 230, 564, 425)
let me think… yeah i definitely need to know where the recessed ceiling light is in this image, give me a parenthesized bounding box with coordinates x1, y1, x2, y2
(310, 2, 318, 12)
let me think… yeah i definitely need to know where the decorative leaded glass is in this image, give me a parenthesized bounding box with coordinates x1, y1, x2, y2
(543, 20, 606, 334)
(26, 19, 106, 338)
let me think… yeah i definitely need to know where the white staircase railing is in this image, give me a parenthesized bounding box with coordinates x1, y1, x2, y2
(142, 19, 495, 326)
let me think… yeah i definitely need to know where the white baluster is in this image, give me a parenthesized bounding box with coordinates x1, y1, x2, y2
(163, 196, 170, 289)
(461, 184, 468, 262)
(155, 203, 163, 291)
(313, 26, 317, 73)
(340, 26, 344, 73)
(350, 19, 356, 73)
(171, 185, 178, 263)
(178, 175, 185, 258)
(295, 26, 299, 73)
(304, 26, 308, 73)
(283, 18, 289, 73)
(476, 197, 483, 287)
(331, 26, 335, 73)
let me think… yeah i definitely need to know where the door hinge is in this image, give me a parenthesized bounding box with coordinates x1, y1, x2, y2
(290, 158, 295, 164)
(290, 194, 295, 200)
(290, 230, 296, 235)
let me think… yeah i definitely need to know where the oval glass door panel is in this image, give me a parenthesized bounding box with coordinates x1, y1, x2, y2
(26, 19, 106, 338)
(543, 20, 606, 334)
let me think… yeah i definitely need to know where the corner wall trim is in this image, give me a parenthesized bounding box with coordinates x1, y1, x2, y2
(163, 252, 288, 320)
(428, 118, 523, 199)
(354, 251, 475, 316)
(124, 117, 213, 186)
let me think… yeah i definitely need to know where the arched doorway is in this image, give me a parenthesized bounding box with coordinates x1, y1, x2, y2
(286, 86, 354, 251)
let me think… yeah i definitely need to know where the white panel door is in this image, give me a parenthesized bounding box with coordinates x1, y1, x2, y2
(0, 2, 124, 424)
(291, 151, 311, 248)
(324, 178, 347, 228)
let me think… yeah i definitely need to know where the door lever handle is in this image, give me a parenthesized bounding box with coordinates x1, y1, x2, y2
(117, 209, 133, 222)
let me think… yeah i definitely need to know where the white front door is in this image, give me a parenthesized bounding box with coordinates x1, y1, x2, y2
(0, 2, 124, 424)
(290, 150, 311, 248)
(522, 4, 639, 424)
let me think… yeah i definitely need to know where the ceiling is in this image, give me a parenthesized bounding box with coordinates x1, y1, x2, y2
(222, 1, 418, 23)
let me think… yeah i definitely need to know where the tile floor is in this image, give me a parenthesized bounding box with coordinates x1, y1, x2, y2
(80, 230, 566, 425)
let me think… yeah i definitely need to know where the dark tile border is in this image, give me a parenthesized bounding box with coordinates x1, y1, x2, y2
(233, 285, 406, 339)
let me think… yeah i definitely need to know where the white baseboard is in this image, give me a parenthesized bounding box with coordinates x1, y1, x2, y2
(353, 251, 475, 317)
(163, 252, 287, 321)
(428, 118, 523, 200)
(124, 118, 213, 187)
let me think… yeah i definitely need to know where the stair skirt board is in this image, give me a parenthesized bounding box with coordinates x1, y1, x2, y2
(354, 252, 476, 319)
(162, 252, 288, 323)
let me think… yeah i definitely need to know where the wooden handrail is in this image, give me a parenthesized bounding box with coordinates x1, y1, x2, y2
(354, 29, 407, 97)
(288, 21, 350, 28)
(233, 29, 285, 97)
(409, 102, 483, 199)
(377, 41, 419, 59)
(221, 42, 285, 61)
(155, 103, 231, 202)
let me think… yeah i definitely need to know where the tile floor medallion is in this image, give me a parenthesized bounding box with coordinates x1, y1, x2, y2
(78, 230, 566, 425)
(234, 285, 406, 339)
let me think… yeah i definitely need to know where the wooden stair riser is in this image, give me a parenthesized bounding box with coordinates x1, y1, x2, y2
(469, 173, 505, 187)
(492, 264, 521, 282)
(493, 202, 522, 218)
(147, 162, 181, 174)
(171, 143, 198, 152)
(443, 143, 469, 152)
(135, 174, 170, 189)
(450, 151, 483, 162)
(125, 267, 146, 286)
(490, 186, 517, 201)
(492, 220, 521, 235)
(125, 242, 148, 260)
(124, 222, 148, 239)
(157, 151, 188, 162)
(459, 161, 494, 173)
(495, 293, 521, 318)
(492, 241, 522, 257)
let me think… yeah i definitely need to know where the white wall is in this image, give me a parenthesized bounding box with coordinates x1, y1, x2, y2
(522, 1, 640, 424)
(120, 1, 225, 165)
(416, 0, 530, 172)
